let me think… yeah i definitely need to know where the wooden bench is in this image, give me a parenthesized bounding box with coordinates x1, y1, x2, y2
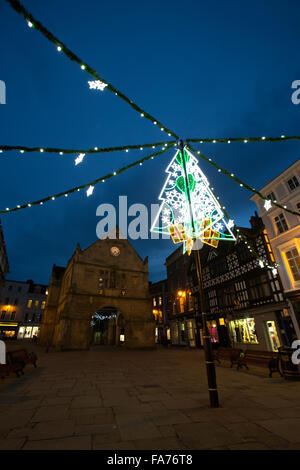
(5, 349, 37, 378)
(237, 349, 281, 377)
(214, 347, 243, 367)
(0, 363, 10, 379)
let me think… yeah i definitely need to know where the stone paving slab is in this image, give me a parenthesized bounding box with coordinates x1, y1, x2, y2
(1, 342, 300, 450)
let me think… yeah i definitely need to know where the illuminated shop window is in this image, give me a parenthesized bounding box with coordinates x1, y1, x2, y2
(285, 247, 300, 281)
(229, 317, 258, 344)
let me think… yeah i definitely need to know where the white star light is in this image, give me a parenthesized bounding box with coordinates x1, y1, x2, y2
(227, 219, 234, 229)
(88, 80, 108, 91)
(74, 153, 85, 166)
(264, 199, 272, 211)
(86, 185, 94, 197)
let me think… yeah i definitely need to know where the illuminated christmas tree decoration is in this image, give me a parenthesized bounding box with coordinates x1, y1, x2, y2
(86, 185, 94, 197)
(88, 80, 107, 91)
(264, 199, 272, 211)
(74, 153, 85, 166)
(151, 146, 236, 255)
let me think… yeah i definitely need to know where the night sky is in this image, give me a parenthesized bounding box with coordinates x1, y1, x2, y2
(1, 0, 300, 285)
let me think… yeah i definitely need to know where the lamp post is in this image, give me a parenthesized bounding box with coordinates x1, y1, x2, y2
(178, 139, 219, 408)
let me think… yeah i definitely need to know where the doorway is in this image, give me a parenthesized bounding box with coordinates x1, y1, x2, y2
(91, 307, 119, 345)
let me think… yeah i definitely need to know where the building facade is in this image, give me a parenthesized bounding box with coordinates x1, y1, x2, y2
(250, 159, 300, 338)
(0, 218, 9, 288)
(149, 279, 168, 344)
(165, 214, 297, 351)
(0, 279, 48, 340)
(38, 234, 155, 350)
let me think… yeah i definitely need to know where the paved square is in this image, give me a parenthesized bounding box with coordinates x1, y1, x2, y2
(1, 343, 300, 450)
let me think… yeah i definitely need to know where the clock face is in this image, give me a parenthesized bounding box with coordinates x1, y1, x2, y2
(110, 246, 120, 257)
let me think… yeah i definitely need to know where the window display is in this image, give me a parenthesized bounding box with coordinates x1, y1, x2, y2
(229, 317, 258, 344)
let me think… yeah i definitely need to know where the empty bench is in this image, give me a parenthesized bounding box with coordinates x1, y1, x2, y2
(214, 347, 243, 368)
(236, 349, 281, 377)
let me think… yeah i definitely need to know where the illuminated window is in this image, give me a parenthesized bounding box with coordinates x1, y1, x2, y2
(35, 300, 39, 308)
(287, 176, 299, 191)
(179, 296, 185, 313)
(153, 298, 157, 307)
(27, 299, 32, 308)
(158, 296, 162, 306)
(41, 301, 46, 309)
(274, 213, 288, 234)
(286, 247, 300, 281)
(229, 318, 258, 344)
(263, 231, 275, 262)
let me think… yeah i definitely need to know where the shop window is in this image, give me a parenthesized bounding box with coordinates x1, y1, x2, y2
(266, 321, 281, 351)
(285, 247, 300, 281)
(274, 213, 288, 234)
(207, 320, 219, 343)
(287, 176, 299, 191)
(229, 318, 258, 344)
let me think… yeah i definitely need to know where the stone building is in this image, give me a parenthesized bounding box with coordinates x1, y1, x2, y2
(38, 232, 155, 350)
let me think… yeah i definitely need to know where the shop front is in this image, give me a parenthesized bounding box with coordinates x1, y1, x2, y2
(227, 309, 289, 351)
(17, 324, 40, 340)
(0, 322, 19, 340)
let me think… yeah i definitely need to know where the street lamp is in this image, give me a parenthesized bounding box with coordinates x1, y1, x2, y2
(178, 139, 219, 408)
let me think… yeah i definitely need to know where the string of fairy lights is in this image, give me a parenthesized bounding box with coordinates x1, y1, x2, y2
(3, 0, 299, 272)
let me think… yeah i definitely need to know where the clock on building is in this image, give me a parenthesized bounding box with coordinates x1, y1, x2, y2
(110, 246, 120, 257)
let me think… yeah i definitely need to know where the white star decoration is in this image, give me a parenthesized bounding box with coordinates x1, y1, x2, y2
(86, 185, 94, 197)
(227, 219, 234, 229)
(264, 199, 272, 211)
(74, 153, 85, 166)
(88, 80, 108, 91)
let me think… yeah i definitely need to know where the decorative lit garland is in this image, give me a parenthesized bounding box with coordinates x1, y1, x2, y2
(0, 140, 176, 155)
(0, 146, 172, 214)
(5, 0, 178, 140)
(187, 144, 300, 217)
(186, 135, 300, 144)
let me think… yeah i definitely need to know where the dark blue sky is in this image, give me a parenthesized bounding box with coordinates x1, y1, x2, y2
(1, 0, 300, 285)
